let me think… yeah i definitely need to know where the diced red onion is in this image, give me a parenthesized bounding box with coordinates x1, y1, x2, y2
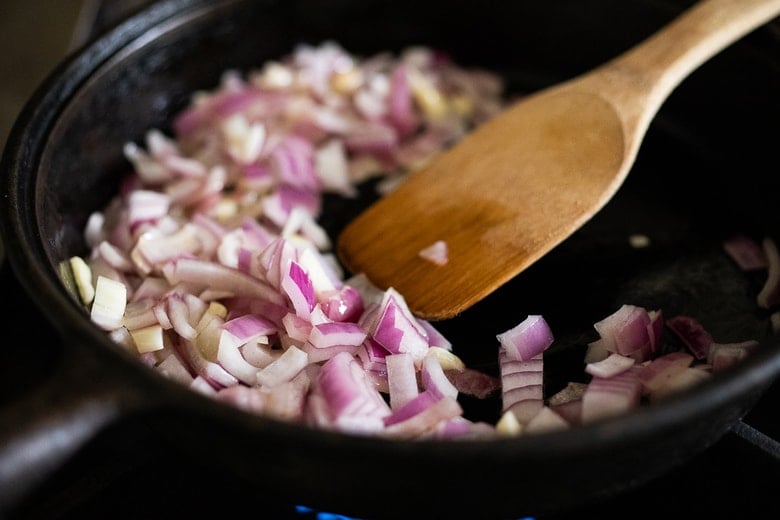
(73, 40, 769, 441)
(723, 234, 769, 270)
(666, 315, 713, 360)
(637, 351, 694, 393)
(581, 366, 643, 423)
(496, 315, 554, 362)
(708, 340, 759, 372)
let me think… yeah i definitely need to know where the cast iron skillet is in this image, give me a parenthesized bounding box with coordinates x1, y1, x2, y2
(1, 0, 780, 518)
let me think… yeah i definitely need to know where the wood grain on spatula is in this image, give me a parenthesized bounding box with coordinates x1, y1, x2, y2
(337, 0, 780, 321)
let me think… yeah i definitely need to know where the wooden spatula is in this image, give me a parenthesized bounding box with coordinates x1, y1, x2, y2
(337, 0, 780, 321)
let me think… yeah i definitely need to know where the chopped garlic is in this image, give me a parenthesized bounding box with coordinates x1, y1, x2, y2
(69, 256, 95, 305)
(130, 324, 165, 353)
(495, 410, 523, 437)
(90, 275, 127, 330)
(221, 114, 266, 164)
(628, 233, 651, 248)
(428, 346, 465, 371)
(408, 68, 448, 119)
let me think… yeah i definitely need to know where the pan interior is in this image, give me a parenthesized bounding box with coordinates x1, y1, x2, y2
(31, 0, 780, 425)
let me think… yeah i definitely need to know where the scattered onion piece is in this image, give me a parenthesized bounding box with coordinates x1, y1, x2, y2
(585, 352, 635, 378)
(723, 234, 768, 270)
(418, 240, 449, 266)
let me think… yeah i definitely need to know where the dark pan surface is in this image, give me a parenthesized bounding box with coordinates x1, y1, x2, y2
(1, 0, 780, 518)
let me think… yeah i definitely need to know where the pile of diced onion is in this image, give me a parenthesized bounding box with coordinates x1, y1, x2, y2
(67, 42, 777, 440)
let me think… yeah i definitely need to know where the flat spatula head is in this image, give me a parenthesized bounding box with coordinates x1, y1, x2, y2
(337, 88, 628, 320)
